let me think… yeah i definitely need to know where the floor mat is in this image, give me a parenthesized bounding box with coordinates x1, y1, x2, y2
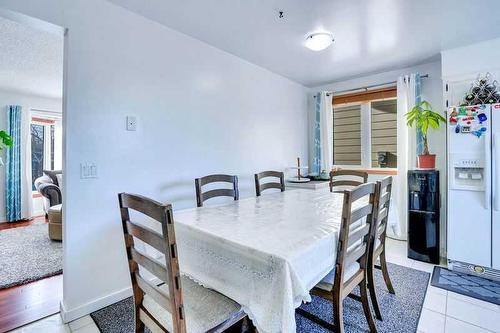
(431, 266, 500, 305)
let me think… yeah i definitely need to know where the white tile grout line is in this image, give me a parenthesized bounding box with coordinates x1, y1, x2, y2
(444, 292, 448, 332)
(445, 314, 497, 333)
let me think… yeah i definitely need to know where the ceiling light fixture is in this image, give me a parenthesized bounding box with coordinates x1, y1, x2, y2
(304, 32, 334, 51)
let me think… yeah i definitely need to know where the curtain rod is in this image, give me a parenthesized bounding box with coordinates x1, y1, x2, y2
(315, 74, 429, 97)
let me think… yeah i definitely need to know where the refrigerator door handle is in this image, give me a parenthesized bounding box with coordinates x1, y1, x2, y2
(485, 133, 491, 210)
(494, 134, 500, 211)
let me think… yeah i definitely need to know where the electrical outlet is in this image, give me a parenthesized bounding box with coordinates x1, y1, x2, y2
(80, 162, 98, 179)
(126, 116, 137, 131)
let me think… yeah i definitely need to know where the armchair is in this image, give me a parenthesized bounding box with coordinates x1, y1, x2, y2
(34, 170, 62, 214)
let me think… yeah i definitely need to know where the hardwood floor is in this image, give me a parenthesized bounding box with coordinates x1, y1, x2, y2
(0, 275, 62, 333)
(0, 216, 62, 333)
(0, 215, 47, 231)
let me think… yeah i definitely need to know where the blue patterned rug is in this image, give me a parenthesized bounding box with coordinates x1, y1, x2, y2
(91, 263, 429, 332)
(297, 263, 429, 332)
(431, 266, 500, 305)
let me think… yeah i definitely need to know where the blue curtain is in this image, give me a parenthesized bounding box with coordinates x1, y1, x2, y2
(6, 105, 22, 222)
(414, 74, 424, 155)
(312, 92, 322, 175)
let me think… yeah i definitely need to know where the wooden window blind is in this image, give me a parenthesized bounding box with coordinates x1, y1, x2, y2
(371, 99, 397, 167)
(333, 104, 361, 165)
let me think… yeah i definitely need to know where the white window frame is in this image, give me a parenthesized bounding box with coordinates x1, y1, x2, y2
(31, 117, 58, 194)
(333, 97, 397, 170)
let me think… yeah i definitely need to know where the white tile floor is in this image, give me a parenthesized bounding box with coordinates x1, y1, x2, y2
(8, 313, 99, 332)
(384, 238, 500, 333)
(9, 239, 500, 333)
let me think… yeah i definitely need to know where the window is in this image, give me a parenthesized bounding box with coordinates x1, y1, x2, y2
(333, 104, 361, 165)
(371, 100, 397, 168)
(31, 118, 56, 190)
(332, 87, 397, 169)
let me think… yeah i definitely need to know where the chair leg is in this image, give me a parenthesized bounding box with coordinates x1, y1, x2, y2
(380, 249, 395, 294)
(367, 255, 383, 321)
(333, 291, 344, 333)
(360, 279, 378, 333)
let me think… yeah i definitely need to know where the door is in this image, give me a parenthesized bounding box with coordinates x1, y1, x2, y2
(447, 105, 492, 267)
(492, 103, 500, 269)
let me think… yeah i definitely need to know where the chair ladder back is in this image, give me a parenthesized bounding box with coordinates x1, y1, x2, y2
(329, 169, 369, 192)
(334, 183, 377, 285)
(195, 174, 239, 207)
(254, 171, 285, 196)
(373, 176, 393, 251)
(119, 193, 186, 333)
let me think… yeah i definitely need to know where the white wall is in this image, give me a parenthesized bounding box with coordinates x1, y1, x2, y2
(310, 61, 446, 254)
(442, 37, 500, 80)
(0, 0, 308, 321)
(442, 37, 500, 107)
(0, 89, 62, 220)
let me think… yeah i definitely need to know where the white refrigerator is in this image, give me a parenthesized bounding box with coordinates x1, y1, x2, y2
(447, 103, 500, 279)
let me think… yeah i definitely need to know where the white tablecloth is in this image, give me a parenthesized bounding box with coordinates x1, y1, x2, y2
(174, 189, 349, 333)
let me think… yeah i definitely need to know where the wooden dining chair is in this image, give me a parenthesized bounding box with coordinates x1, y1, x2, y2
(118, 193, 246, 333)
(329, 169, 368, 193)
(254, 171, 285, 196)
(195, 174, 239, 207)
(367, 176, 395, 321)
(297, 183, 378, 333)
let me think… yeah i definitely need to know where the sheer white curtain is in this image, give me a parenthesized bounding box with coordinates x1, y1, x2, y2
(319, 92, 333, 173)
(390, 74, 419, 240)
(309, 92, 333, 175)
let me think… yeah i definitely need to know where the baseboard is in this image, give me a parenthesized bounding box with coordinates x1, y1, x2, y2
(60, 286, 132, 323)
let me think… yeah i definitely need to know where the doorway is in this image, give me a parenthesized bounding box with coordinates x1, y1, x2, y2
(0, 12, 65, 332)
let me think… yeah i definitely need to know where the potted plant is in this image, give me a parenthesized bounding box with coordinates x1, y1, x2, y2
(405, 101, 446, 169)
(0, 130, 13, 166)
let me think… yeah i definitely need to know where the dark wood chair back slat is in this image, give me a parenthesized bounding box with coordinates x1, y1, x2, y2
(350, 204, 374, 223)
(119, 193, 185, 333)
(347, 223, 371, 248)
(329, 169, 369, 192)
(125, 220, 166, 254)
(254, 171, 285, 196)
(195, 174, 239, 207)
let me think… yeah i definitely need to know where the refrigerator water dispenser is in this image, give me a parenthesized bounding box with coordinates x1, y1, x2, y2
(450, 154, 485, 191)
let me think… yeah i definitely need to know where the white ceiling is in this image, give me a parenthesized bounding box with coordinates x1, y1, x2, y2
(0, 16, 63, 99)
(108, 0, 500, 87)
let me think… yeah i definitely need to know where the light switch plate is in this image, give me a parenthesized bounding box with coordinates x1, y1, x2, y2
(126, 116, 137, 131)
(80, 162, 98, 179)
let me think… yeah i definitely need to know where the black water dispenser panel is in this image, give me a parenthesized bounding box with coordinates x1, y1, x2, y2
(408, 170, 440, 264)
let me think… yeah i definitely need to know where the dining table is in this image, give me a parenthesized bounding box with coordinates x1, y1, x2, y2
(171, 188, 364, 333)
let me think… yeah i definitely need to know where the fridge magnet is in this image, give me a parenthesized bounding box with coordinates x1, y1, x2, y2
(478, 113, 487, 122)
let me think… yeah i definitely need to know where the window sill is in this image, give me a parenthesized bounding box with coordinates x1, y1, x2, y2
(357, 168, 398, 175)
(333, 167, 398, 175)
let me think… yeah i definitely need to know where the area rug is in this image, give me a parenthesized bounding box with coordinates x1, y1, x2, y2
(91, 263, 429, 333)
(0, 223, 62, 289)
(297, 263, 429, 332)
(431, 266, 500, 305)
